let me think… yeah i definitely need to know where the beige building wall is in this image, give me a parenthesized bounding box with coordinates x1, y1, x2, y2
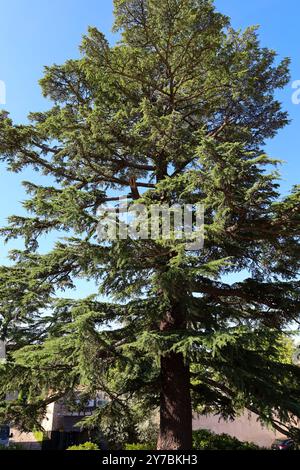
(193, 412, 285, 448)
(41, 402, 55, 432)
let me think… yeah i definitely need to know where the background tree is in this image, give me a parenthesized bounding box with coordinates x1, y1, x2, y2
(0, 0, 300, 450)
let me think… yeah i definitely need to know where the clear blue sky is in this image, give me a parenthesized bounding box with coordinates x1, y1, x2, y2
(0, 0, 299, 295)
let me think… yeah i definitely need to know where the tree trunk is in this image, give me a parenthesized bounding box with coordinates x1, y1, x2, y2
(157, 351, 192, 450)
(156, 296, 192, 450)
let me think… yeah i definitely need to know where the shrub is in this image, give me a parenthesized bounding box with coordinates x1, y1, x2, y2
(0, 443, 25, 450)
(124, 430, 260, 451)
(33, 430, 44, 443)
(193, 429, 260, 450)
(66, 442, 100, 451)
(124, 443, 155, 450)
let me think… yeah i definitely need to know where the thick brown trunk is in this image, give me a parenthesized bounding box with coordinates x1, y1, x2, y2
(157, 351, 192, 450)
(157, 299, 192, 450)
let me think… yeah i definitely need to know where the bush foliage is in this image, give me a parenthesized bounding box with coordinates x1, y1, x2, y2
(66, 442, 100, 451)
(0, 443, 25, 450)
(193, 429, 260, 450)
(124, 443, 156, 450)
(124, 430, 259, 450)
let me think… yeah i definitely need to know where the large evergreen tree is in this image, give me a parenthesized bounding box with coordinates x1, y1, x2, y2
(1, 0, 300, 450)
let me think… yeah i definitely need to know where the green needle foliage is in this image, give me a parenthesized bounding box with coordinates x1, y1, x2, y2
(0, 0, 300, 450)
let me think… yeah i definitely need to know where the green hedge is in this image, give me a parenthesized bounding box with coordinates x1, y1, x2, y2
(0, 443, 25, 450)
(124, 430, 260, 451)
(66, 442, 100, 451)
(64, 431, 260, 451)
(124, 443, 156, 450)
(193, 429, 260, 450)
